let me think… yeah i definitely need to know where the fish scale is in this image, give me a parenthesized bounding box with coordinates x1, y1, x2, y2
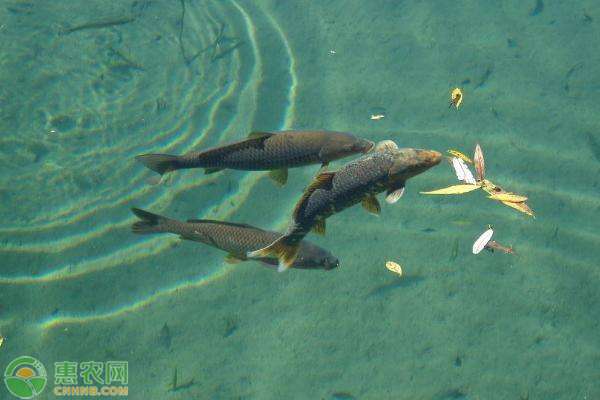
(302, 152, 395, 222)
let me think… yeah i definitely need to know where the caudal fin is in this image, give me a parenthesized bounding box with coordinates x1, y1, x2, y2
(135, 154, 180, 175)
(131, 207, 170, 234)
(247, 235, 300, 272)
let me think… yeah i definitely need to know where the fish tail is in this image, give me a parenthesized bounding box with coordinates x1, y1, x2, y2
(247, 235, 301, 272)
(131, 207, 171, 234)
(135, 154, 181, 175)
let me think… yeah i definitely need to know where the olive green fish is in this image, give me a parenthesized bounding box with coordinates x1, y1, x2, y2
(135, 130, 374, 185)
(131, 208, 339, 270)
(247, 141, 442, 271)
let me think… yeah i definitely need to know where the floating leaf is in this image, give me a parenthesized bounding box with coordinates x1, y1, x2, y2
(501, 200, 534, 217)
(447, 149, 472, 164)
(473, 143, 485, 181)
(481, 179, 502, 195)
(450, 88, 463, 109)
(421, 184, 480, 195)
(451, 157, 476, 184)
(385, 261, 403, 276)
(473, 228, 494, 254)
(488, 193, 528, 202)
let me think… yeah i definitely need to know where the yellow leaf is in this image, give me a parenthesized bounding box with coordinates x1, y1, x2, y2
(481, 179, 501, 195)
(501, 201, 535, 217)
(447, 149, 472, 164)
(420, 184, 480, 195)
(450, 88, 463, 109)
(488, 193, 528, 202)
(385, 261, 403, 276)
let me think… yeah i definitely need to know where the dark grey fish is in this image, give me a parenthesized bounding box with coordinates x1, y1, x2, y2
(135, 130, 373, 185)
(247, 141, 442, 271)
(130, 208, 338, 270)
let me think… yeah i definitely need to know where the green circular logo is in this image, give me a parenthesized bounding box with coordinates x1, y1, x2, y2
(4, 356, 47, 399)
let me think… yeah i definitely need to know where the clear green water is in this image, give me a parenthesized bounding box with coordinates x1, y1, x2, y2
(1, 1, 599, 399)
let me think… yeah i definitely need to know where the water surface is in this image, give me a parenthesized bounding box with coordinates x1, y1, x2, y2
(0, 1, 599, 399)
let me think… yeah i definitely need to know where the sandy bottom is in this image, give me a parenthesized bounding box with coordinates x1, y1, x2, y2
(1, 0, 599, 399)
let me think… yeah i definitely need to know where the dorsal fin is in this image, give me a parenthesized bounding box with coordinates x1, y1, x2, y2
(247, 131, 275, 140)
(186, 219, 255, 229)
(293, 171, 335, 221)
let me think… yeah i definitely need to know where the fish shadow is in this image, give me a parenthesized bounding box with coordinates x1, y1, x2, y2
(367, 276, 425, 298)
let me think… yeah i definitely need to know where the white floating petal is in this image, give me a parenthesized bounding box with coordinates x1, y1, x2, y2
(452, 157, 476, 184)
(472, 228, 494, 254)
(451, 157, 465, 181)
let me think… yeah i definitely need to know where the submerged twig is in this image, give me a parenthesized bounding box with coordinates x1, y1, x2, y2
(169, 367, 195, 392)
(178, 2, 241, 66)
(108, 46, 145, 71)
(177, 0, 205, 65)
(62, 16, 135, 34)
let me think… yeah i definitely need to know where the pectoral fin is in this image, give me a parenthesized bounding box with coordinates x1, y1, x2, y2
(385, 185, 405, 204)
(362, 194, 381, 215)
(312, 218, 326, 235)
(269, 168, 288, 186)
(247, 235, 300, 272)
(204, 167, 223, 174)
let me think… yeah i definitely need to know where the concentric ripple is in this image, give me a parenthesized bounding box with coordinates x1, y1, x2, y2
(0, 0, 298, 332)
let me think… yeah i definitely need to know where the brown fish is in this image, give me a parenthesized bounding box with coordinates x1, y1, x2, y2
(135, 130, 374, 185)
(131, 208, 339, 270)
(247, 141, 442, 271)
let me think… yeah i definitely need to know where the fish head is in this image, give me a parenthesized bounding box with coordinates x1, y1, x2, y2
(320, 132, 374, 161)
(388, 148, 442, 181)
(295, 242, 340, 270)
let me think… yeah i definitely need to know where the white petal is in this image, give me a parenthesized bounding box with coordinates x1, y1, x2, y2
(451, 157, 465, 181)
(457, 158, 476, 184)
(472, 228, 494, 254)
(463, 169, 476, 185)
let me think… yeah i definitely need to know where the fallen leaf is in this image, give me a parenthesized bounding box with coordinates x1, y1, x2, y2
(488, 193, 528, 202)
(451, 157, 476, 184)
(451, 88, 463, 109)
(385, 261, 403, 276)
(501, 200, 535, 217)
(447, 149, 473, 164)
(421, 184, 480, 195)
(473, 143, 485, 181)
(473, 228, 494, 254)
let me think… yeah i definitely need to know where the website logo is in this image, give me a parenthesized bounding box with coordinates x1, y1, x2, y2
(4, 356, 47, 399)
